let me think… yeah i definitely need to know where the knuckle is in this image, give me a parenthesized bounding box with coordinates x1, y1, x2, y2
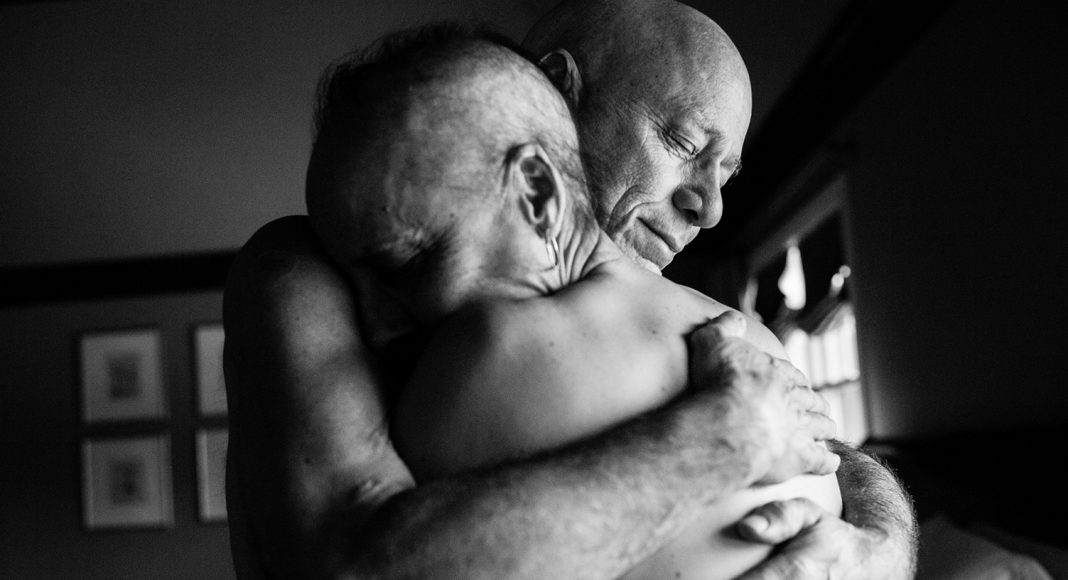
(756, 499, 791, 520)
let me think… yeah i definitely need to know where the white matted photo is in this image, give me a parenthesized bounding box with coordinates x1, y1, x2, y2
(193, 323, 227, 416)
(80, 328, 166, 423)
(196, 428, 229, 522)
(82, 435, 173, 530)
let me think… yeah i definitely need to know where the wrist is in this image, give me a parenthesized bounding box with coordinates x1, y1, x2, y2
(665, 391, 767, 500)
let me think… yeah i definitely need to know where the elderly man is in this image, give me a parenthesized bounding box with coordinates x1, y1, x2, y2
(302, 22, 843, 580)
(223, 1, 916, 578)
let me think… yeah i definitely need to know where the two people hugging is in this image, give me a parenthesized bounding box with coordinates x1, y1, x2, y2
(224, 2, 917, 579)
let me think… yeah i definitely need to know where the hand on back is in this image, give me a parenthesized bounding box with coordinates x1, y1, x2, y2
(688, 312, 841, 485)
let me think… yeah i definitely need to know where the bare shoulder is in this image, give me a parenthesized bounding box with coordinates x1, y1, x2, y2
(224, 214, 394, 441)
(576, 259, 788, 360)
(224, 215, 385, 418)
(658, 274, 788, 361)
(395, 288, 683, 479)
(225, 215, 351, 325)
(741, 315, 789, 360)
(225, 216, 414, 577)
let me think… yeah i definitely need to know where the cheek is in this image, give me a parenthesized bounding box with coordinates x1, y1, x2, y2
(620, 143, 681, 208)
(584, 131, 644, 224)
(645, 150, 682, 202)
(578, 111, 680, 222)
(599, 152, 680, 234)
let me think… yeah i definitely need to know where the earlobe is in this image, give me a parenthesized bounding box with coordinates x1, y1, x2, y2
(537, 49, 583, 109)
(508, 143, 566, 236)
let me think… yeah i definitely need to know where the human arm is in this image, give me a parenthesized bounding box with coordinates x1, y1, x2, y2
(392, 289, 840, 485)
(734, 439, 918, 579)
(832, 441, 918, 578)
(223, 216, 837, 580)
(710, 312, 918, 578)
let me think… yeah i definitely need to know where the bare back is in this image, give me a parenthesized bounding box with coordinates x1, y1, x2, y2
(394, 257, 842, 580)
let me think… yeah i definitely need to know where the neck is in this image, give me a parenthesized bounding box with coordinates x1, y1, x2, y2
(558, 211, 623, 285)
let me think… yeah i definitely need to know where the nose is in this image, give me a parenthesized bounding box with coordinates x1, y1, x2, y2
(672, 183, 723, 229)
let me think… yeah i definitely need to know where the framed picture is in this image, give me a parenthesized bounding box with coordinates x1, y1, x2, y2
(82, 435, 174, 530)
(196, 428, 228, 522)
(193, 323, 227, 416)
(79, 328, 166, 423)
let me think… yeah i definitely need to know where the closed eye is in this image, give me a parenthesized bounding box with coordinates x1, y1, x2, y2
(662, 128, 699, 158)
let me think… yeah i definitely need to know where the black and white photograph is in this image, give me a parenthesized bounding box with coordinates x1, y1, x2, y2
(196, 428, 229, 523)
(2, 0, 1065, 579)
(81, 436, 174, 530)
(193, 323, 228, 417)
(79, 328, 166, 423)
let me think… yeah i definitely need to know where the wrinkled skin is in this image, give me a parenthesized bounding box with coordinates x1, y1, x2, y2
(523, 0, 918, 576)
(224, 2, 918, 579)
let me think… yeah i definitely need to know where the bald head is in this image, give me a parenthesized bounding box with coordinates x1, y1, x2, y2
(306, 23, 583, 277)
(525, 0, 748, 92)
(523, 0, 752, 271)
(305, 22, 591, 321)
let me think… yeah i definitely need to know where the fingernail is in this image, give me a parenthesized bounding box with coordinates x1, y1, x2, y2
(741, 514, 769, 533)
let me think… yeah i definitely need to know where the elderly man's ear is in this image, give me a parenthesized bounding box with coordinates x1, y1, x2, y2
(538, 49, 583, 109)
(508, 143, 567, 237)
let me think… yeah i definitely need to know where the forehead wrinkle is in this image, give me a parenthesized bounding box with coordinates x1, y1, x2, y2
(669, 96, 744, 173)
(663, 91, 724, 142)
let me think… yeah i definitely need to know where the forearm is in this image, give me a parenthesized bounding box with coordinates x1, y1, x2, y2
(336, 393, 763, 580)
(227, 222, 786, 580)
(831, 440, 918, 579)
(342, 463, 658, 580)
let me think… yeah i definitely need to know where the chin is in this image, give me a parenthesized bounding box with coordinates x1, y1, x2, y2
(614, 234, 667, 275)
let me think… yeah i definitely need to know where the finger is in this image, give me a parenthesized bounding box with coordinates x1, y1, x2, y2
(736, 551, 813, 580)
(805, 411, 838, 441)
(806, 442, 842, 475)
(811, 389, 831, 417)
(736, 497, 826, 544)
(797, 385, 832, 417)
(737, 538, 836, 580)
(792, 384, 828, 416)
(688, 314, 748, 381)
(771, 356, 808, 388)
(705, 310, 748, 339)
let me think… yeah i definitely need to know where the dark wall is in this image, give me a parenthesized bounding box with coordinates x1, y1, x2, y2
(837, 0, 1067, 437)
(0, 0, 540, 268)
(0, 292, 234, 580)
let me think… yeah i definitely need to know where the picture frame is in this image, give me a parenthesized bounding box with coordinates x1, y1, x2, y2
(196, 428, 229, 522)
(192, 323, 227, 416)
(79, 327, 166, 423)
(82, 435, 174, 530)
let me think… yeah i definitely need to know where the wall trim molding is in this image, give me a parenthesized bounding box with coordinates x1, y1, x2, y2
(0, 251, 237, 308)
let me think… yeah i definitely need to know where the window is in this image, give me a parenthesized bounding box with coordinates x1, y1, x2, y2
(742, 175, 868, 444)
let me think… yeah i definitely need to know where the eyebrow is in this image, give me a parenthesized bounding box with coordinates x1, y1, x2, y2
(669, 102, 743, 174)
(727, 158, 743, 180)
(690, 117, 728, 149)
(694, 122, 742, 176)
